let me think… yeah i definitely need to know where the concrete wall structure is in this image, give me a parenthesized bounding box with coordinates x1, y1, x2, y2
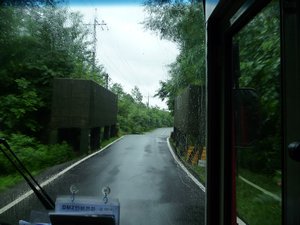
(50, 78, 118, 153)
(174, 85, 203, 137)
(173, 85, 206, 157)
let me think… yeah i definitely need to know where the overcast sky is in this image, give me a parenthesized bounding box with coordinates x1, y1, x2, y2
(69, 3, 179, 109)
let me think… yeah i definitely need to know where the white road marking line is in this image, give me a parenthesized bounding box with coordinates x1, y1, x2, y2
(167, 138, 247, 224)
(0, 136, 124, 215)
(0, 190, 34, 215)
(167, 137, 206, 192)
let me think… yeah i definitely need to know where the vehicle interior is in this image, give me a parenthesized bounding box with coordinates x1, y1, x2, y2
(0, 0, 299, 224)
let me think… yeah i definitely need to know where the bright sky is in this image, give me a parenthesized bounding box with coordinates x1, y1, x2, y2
(68, 3, 179, 109)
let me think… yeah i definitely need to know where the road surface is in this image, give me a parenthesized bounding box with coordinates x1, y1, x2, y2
(0, 128, 205, 225)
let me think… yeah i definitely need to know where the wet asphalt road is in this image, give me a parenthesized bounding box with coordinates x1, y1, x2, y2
(0, 128, 205, 225)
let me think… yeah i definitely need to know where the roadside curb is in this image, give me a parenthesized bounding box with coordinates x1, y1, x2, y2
(167, 137, 206, 192)
(166, 138, 249, 225)
(0, 136, 124, 215)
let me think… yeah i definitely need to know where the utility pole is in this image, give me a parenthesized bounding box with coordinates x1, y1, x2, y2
(104, 73, 109, 89)
(147, 93, 150, 108)
(85, 8, 108, 81)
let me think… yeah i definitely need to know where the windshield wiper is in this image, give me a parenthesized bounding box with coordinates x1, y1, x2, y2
(0, 138, 55, 210)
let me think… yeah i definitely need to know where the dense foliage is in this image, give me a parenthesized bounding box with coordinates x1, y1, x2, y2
(110, 83, 173, 134)
(0, 4, 99, 179)
(0, 2, 173, 184)
(0, 4, 172, 138)
(0, 5, 107, 139)
(0, 0, 58, 7)
(143, 0, 205, 112)
(145, 1, 281, 175)
(236, 2, 281, 174)
(143, 0, 206, 161)
(0, 132, 74, 176)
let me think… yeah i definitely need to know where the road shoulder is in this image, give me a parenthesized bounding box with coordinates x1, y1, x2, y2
(167, 137, 206, 192)
(0, 136, 124, 214)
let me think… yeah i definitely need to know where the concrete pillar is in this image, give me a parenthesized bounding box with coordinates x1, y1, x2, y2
(103, 126, 110, 140)
(80, 128, 90, 154)
(90, 127, 100, 150)
(49, 129, 58, 144)
(110, 124, 117, 137)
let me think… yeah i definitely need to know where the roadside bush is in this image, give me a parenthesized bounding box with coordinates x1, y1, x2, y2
(0, 133, 74, 176)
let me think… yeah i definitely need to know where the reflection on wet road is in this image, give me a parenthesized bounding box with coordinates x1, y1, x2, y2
(0, 128, 205, 225)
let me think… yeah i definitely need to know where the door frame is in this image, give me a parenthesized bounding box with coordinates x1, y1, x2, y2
(205, 0, 288, 224)
(281, 0, 300, 224)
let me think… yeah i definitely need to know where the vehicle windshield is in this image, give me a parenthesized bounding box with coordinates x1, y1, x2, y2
(0, 0, 207, 225)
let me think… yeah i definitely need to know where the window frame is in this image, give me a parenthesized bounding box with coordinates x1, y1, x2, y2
(205, 1, 278, 224)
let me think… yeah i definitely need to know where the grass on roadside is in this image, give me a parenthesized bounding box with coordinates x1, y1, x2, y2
(239, 168, 281, 195)
(237, 168, 281, 224)
(0, 174, 22, 192)
(191, 165, 206, 185)
(169, 137, 282, 225)
(100, 136, 120, 149)
(237, 177, 281, 225)
(0, 136, 121, 193)
(0, 169, 46, 192)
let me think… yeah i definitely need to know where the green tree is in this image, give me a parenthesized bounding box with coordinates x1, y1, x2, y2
(0, 0, 58, 7)
(235, 2, 281, 173)
(110, 82, 172, 134)
(143, 0, 205, 112)
(131, 86, 144, 104)
(0, 78, 44, 133)
(0, 6, 105, 139)
(110, 83, 126, 99)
